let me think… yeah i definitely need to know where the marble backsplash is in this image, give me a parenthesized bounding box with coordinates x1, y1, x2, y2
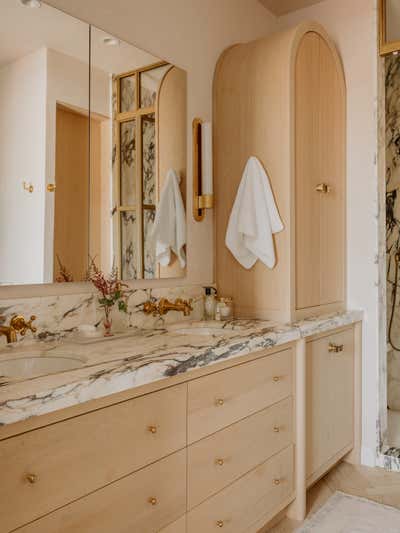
(0, 285, 205, 345)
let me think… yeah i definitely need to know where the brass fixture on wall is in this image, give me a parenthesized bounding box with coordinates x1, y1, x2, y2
(192, 118, 214, 221)
(0, 315, 37, 344)
(22, 181, 34, 193)
(47, 183, 56, 192)
(143, 298, 193, 317)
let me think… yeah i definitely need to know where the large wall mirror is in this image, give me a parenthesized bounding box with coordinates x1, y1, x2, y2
(380, 0, 400, 55)
(0, 0, 187, 286)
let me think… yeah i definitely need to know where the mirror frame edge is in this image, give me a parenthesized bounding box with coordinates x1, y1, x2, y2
(379, 0, 400, 55)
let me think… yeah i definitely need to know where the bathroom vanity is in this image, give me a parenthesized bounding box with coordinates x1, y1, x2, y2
(0, 314, 362, 532)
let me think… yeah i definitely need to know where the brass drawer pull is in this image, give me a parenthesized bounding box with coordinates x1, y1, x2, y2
(273, 478, 281, 486)
(273, 426, 281, 433)
(273, 376, 281, 383)
(215, 398, 225, 407)
(148, 426, 158, 434)
(216, 520, 224, 528)
(216, 458, 224, 466)
(315, 183, 331, 194)
(26, 473, 38, 484)
(148, 497, 158, 506)
(328, 343, 344, 353)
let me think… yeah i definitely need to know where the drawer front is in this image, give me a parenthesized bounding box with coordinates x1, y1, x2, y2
(16, 450, 186, 533)
(0, 384, 186, 532)
(159, 516, 186, 533)
(187, 445, 294, 533)
(307, 327, 354, 479)
(188, 348, 293, 443)
(188, 397, 293, 508)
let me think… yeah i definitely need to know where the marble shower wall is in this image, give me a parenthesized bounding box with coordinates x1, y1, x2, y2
(0, 285, 204, 344)
(386, 55, 400, 409)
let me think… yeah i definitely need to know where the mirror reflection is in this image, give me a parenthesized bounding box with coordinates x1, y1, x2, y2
(0, 1, 187, 286)
(386, 0, 400, 44)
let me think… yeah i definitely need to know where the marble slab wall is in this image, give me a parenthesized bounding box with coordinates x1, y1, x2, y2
(0, 285, 204, 345)
(385, 54, 400, 410)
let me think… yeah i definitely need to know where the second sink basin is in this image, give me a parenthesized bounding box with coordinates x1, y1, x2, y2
(0, 355, 85, 379)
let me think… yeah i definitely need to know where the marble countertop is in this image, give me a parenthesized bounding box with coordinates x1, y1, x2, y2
(0, 310, 363, 427)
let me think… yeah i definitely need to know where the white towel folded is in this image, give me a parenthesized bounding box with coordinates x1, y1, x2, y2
(152, 169, 186, 268)
(225, 156, 283, 269)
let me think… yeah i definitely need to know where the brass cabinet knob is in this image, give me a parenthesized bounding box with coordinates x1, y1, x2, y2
(216, 520, 224, 528)
(215, 398, 225, 406)
(273, 426, 280, 433)
(26, 473, 38, 484)
(47, 183, 56, 192)
(315, 183, 331, 194)
(328, 343, 344, 353)
(216, 458, 224, 466)
(148, 426, 157, 434)
(148, 497, 157, 506)
(272, 376, 281, 383)
(273, 478, 281, 486)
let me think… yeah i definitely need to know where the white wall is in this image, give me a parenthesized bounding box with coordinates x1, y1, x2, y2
(44, 48, 110, 281)
(278, 0, 379, 466)
(45, 0, 278, 288)
(0, 49, 47, 284)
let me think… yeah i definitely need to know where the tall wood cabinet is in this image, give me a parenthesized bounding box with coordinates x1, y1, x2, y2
(214, 22, 346, 322)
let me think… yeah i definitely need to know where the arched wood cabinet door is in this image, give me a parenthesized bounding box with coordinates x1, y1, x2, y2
(295, 31, 346, 311)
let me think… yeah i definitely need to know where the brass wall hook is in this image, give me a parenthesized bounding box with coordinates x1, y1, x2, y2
(22, 181, 34, 193)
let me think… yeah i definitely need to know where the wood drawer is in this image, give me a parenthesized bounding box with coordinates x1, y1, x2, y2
(16, 450, 186, 533)
(187, 445, 294, 533)
(188, 348, 293, 443)
(188, 397, 293, 509)
(307, 327, 354, 481)
(1, 384, 186, 532)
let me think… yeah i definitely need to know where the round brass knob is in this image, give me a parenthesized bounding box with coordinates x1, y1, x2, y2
(216, 398, 224, 406)
(273, 478, 281, 486)
(47, 183, 56, 193)
(216, 520, 224, 528)
(26, 473, 38, 484)
(273, 426, 280, 433)
(273, 376, 280, 383)
(148, 497, 157, 506)
(148, 426, 157, 434)
(216, 458, 224, 466)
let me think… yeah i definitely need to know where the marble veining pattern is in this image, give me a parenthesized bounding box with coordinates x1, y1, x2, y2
(0, 310, 362, 426)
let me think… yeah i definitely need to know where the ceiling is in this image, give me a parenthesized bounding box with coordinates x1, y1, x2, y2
(259, 0, 324, 16)
(0, 0, 159, 73)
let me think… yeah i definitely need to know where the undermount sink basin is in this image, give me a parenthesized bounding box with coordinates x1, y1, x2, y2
(0, 355, 85, 379)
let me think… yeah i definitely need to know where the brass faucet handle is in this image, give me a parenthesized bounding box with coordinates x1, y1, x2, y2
(143, 301, 159, 316)
(10, 315, 37, 336)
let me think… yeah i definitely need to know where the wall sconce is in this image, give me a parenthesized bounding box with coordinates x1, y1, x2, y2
(193, 118, 214, 221)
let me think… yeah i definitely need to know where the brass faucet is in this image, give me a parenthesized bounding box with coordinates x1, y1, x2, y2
(0, 315, 37, 344)
(143, 298, 193, 317)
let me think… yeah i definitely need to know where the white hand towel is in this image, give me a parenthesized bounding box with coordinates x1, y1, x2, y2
(225, 156, 283, 269)
(152, 169, 186, 268)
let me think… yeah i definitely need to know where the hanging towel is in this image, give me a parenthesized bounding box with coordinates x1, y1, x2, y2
(225, 156, 283, 270)
(152, 169, 186, 268)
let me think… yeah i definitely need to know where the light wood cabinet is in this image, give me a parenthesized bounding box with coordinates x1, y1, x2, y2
(0, 326, 359, 532)
(188, 397, 293, 509)
(306, 328, 355, 485)
(0, 383, 187, 532)
(188, 347, 293, 443)
(187, 445, 294, 533)
(16, 450, 187, 533)
(214, 22, 346, 322)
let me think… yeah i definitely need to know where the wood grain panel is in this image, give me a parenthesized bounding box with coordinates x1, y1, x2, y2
(187, 445, 294, 533)
(306, 328, 354, 480)
(188, 348, 293, 443)
(188, 397, 293, 508)
(0, 384, 186, 532)
(16, 450, 186, 533)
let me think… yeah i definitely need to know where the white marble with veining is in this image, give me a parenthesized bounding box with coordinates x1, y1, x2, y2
(0, 310, 363, 427)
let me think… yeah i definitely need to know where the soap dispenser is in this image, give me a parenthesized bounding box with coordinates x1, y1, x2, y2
(204, 287, 217, 320)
